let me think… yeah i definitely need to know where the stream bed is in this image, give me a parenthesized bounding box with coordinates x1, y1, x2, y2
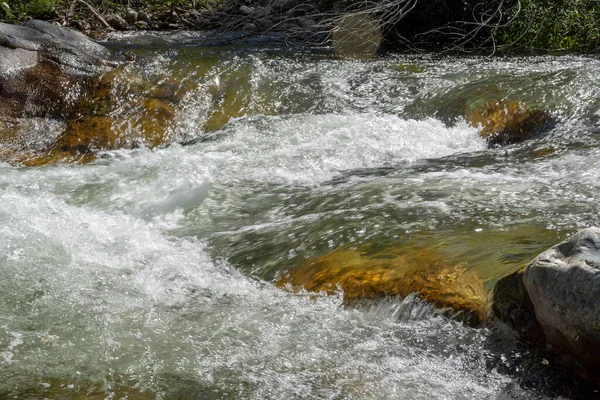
(1, 32, 600, 398)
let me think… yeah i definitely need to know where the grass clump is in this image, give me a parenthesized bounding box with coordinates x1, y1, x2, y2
(1, 0, 62, 21)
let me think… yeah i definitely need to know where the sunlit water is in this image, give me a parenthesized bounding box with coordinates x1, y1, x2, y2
(1, 33, 600, 398)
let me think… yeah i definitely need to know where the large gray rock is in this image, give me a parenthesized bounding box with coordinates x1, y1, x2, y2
(0, 21, 47, 51)
(523, 227, 600, 378)
(0, 20, 112, 76)
(0, 47, 37, 74)
(22, 19, 110, 59)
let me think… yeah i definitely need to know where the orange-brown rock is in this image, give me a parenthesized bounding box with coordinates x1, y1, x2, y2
(466, 99, 550, 146)
(0, 66, 180, 166)
(278, 248, 487, 324)
(0, 21, 173, 166)
(0, 63, 87, 121)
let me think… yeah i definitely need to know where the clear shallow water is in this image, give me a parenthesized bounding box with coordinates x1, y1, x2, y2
(1, 34, 600, 398)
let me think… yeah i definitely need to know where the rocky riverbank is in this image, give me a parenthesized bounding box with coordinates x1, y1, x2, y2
(3, 0, 329, 41)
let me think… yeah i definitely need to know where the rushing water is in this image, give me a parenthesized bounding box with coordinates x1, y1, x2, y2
(1, 32, 600, 398)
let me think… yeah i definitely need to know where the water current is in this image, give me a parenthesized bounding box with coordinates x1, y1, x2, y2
(1, 32, 600, 398)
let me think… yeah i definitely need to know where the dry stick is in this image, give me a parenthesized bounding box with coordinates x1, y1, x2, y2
(68, 0, 115, 30)
(68, 0, 78, 17)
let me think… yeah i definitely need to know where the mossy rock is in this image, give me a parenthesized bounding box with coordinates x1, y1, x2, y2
(278, 248, 487, 325)
(465, 99, 550, 146)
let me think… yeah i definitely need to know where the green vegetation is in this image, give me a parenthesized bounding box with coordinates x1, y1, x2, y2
(0, 0, 205, 22)
(1, 0, 61, 21)
(498, 0, 600, 51)
(391, 0, 600, 52)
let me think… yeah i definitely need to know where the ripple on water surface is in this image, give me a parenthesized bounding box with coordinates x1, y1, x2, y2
(0, 189, 542, 399)
(2, 49, 600, 398)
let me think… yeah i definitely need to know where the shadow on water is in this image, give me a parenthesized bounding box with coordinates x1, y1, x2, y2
(343, 296, 600, 399)
(483, 325, 600, 400)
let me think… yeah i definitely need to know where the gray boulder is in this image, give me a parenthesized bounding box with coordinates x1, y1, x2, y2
(523, 227, 600, 378)
(22, 20, 109, 59)
(138, 11, 152, 24)
(0, 20, 112, 76)
(238, 5, 254, 16)
(125, 8, 138, 24)
(0, 47, 37, 74)
(0, 21, 48, 51)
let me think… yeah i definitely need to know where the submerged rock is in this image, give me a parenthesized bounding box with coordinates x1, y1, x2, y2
(389, 63, 425, 73)
(278, 248, 487, 324)
(0, 19, 196, 166)
(0, 65, 183, 166)
(465, 99, 550, 146)
(4, 376, 153, 399)
(523, 227, 600, 380)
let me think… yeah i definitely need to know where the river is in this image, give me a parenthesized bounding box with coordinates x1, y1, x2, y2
(1, 32, 599, 398)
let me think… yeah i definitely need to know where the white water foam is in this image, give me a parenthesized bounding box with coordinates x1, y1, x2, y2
(196, 113, 486, 186)
(0, 186, 532, 398)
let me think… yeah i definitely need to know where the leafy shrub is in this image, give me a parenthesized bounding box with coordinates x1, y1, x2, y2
(2, 0, 61, 21)
(499, 0, 600, 51)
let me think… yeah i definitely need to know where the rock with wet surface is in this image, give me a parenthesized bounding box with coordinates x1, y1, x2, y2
(0, 20, 111, 75)
(0, 46, 37, 74)
(0, 20, 113, 120)
(492, 268, 545, 345)
(465, 99, 550, 146)
(278, 248, 487, 325)
(0, 64, 185, 166)
(522, 227, 600, 380)
(0, 20, 128, 165)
